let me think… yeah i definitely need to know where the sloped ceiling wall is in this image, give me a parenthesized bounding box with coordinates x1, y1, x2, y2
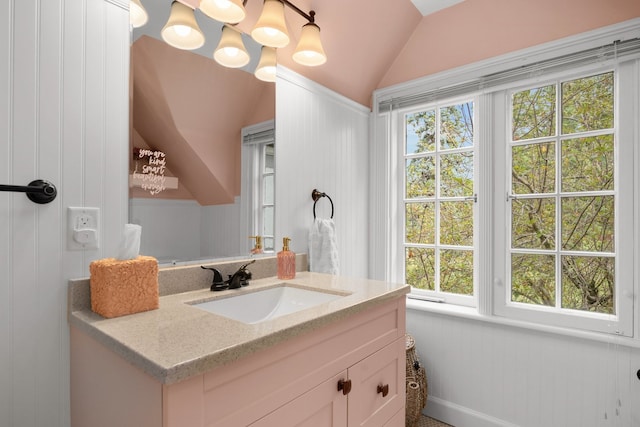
(377, 0, 640, 88)
(131, 35, 275, 205)
(141, 0, 640, 110)
(131, 0, 639, 206)
(161, 0, 424, 107)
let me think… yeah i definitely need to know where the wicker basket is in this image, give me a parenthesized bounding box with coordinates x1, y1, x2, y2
(405, 334, 427, 427)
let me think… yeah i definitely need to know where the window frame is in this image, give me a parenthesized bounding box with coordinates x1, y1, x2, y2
(392, 61, 636, 336)
(241, 120, 276, 255)
(399, 96, 480, 307)
(492, 64, 635, 336)
(259, 142, 275, 253)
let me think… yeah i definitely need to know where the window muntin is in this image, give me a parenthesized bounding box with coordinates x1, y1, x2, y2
(403, 101, 476, 303)
(507, 72, 616, 315)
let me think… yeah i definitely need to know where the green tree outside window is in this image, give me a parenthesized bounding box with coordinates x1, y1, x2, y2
(510, 72, 615, 314)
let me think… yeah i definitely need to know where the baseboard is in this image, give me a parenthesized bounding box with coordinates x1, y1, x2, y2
(423, 396, 520, 427)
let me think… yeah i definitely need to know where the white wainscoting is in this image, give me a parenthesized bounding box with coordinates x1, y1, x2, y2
(0, 1, 129, 426)
(407, 308, 640, 427)
(130, 198, 203, 262)
(275, 67, 371, 278)
(130, 197, 245, 262)
(200, 197, 243, 258)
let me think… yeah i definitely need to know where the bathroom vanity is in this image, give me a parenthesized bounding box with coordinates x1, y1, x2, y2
(69, 262, 410, 427)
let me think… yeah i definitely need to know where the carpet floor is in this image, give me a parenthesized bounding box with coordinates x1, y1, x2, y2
(418, 414, 454, 427)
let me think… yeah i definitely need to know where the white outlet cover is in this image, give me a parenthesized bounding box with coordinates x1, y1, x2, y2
(68, 207, 100, 250)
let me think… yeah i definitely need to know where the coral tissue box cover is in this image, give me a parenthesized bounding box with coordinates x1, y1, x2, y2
(89, 256, 159, 318)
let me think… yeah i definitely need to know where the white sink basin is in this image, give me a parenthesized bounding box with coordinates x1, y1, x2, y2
(190, 285, 346, 324)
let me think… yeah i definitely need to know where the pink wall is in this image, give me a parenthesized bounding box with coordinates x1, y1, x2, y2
(168, 1, 639, 107)
(379, 0, 640, 89)
(131, 36, 275, 205)
(269, 0, 422, 107)
(211, 0, 423, 107)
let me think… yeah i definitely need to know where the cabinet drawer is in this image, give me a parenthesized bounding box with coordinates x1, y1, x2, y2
(348, 337, 405, 427)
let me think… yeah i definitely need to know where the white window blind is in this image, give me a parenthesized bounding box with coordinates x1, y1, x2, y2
(242, 127, 275, 145)
(378, 38, 640, 111)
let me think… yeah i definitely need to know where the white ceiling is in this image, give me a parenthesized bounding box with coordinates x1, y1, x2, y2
(410, 0, 465, 16)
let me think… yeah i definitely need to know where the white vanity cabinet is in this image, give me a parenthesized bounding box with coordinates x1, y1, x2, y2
(71, 296, 406, 427)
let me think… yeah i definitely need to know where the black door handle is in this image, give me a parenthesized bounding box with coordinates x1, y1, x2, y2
(0, 180, 57, 204)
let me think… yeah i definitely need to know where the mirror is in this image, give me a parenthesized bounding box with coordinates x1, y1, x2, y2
(129, 1, 275, 264)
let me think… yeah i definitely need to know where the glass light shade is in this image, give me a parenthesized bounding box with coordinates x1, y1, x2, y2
(200, 0, 246, 24)
(255, 46, 277, 82)
(161, 1, 205, 50)
(213, 26, 250, 68)
(130, 0, 149, 28)
(251, 0, 290, 48)
(292, 22, 326, 66)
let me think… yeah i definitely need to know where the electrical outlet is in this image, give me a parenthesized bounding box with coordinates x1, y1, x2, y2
(68, 207, 100, 250)
(75, 213, 95, 229)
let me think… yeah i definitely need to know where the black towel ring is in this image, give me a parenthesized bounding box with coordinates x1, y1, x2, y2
(311, 189, 334, 219)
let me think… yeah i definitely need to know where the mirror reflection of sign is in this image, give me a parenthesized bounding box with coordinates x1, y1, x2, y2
(134, 149, 167, 195)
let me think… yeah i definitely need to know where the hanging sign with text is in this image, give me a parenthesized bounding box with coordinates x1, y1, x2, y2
(132, 149, 168, 195)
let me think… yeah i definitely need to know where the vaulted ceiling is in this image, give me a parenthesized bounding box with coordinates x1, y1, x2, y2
(131, 0, 640, 205)
(134, 0, 429, 106)
(131, 0, 428, 205)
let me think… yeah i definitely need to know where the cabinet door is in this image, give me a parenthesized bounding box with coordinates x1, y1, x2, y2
(382, 409, 405, 427)
(249, 371, 348, 427)
(347, 337, 405, 427)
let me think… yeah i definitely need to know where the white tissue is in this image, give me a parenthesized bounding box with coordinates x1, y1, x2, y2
(117, 224, 142, 260)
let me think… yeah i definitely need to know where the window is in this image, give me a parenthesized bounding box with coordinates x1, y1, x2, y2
(495, 69, 634, 334)
(260, 143, 275, 252)
(403, 100, 477, 306)
(508, 73, 615, 312)
(385, 49, 637, 336)
(241, 120, 276, 254)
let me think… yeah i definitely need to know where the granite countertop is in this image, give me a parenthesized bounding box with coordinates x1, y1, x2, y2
(68, 271, 410, 385)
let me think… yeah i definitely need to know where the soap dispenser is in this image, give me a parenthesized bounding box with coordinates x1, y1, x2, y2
(277, 237, 296, 280)
(249, 235, 263, 255)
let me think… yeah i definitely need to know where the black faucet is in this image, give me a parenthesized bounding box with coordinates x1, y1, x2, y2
(201, 266, 227, 291)
(225, 260, 255, 289)
(201, 260, 256, 292)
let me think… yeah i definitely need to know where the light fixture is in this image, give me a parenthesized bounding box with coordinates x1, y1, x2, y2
(292, 14, 326, 66)
(251, 0, 290, 48)
(199, 0, 246, 25)
(254, 46, 277, 82)
(214, 25, 250, 68)
(161, 1, 205, 51)
(154, 0, 327, 80)
(130, 0, 149, 28)
(252, 0, 327, 65)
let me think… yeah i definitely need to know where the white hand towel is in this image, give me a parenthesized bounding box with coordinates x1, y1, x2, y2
(309, 218, 339, 275)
